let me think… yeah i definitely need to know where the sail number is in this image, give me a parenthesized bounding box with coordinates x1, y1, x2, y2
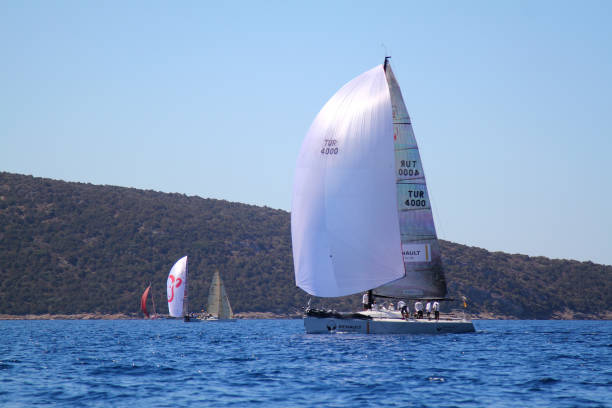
(404, 190, 427, 208)
(321, 139, 339, 155)
(398, 159, 420, 177)
(399, 168, 420, 177)
(405, 199, 427, 207)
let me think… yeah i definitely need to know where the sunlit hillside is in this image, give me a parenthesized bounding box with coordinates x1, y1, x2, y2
(1, 172, 610, 319)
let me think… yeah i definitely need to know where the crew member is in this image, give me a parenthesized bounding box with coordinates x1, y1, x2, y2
(433, 301, 440, 320)
(397, 300, 408, 319)
(414, 301, 423, 318)
(362, 292, 370, 310)
(425, 301, 432, 319)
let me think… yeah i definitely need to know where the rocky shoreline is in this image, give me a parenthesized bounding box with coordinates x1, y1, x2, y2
(0, 312, 609, 320)
(0, 312, 302, 320)
(0, 313, 136, 320)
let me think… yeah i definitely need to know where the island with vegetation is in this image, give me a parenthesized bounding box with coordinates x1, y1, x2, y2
(0, 172, 610, 320)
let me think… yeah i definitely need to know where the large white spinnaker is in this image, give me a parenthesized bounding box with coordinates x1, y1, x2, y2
(291, 65, 405, 297)
(167, 256, 188, 317)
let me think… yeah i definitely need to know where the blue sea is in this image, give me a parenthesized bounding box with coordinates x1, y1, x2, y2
(0, 319, 610, 407)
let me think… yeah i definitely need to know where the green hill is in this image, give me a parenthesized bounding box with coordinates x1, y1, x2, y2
(0, 172, 610, 319)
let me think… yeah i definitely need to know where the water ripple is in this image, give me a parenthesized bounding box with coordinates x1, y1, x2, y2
(0, 320, 610, 407)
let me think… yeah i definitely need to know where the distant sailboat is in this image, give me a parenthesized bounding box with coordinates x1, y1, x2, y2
(205, 270, 234, 320)
(291, 58, 474, 334)
(166, 256, 199, 322)
(140, 283, 159, 319)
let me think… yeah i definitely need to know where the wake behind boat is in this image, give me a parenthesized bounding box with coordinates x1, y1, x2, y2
(291, 58, 474, 334)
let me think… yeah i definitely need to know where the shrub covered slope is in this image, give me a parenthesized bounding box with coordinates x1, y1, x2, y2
(1, 172, 609, 319)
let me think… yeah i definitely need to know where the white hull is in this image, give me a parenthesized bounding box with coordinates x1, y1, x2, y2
(203, 318, 237, 322)
(304, 316, 475, 334)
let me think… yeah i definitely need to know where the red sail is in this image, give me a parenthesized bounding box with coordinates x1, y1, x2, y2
(141, 285, 151, 318)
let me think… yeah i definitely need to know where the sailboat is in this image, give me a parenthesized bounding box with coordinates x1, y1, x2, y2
(205, 270, 235, 321)
(166, 255, 199, 322)
(291, 58, 475, 334)
(140, 283, 159, 319)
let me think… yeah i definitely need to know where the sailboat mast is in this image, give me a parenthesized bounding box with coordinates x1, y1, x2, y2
(384, 56, 390, 70)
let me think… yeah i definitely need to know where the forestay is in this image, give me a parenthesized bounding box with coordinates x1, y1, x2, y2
(167, 256, 187, 317)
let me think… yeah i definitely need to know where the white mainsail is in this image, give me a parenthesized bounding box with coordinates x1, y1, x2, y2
(292, 61, 447, 299)
(374, 62, 447, 299)
(167, 256, 188, 317)
(207, 270, 233, 319)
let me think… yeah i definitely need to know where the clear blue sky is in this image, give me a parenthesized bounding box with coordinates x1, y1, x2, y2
(1, 1, 611, 265)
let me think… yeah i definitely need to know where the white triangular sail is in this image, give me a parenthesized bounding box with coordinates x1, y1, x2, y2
(207, 271, 233, 319)
(292, 61, 448, 299)
(291, 65, 405, 297)
(166, 256, 188, 317)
